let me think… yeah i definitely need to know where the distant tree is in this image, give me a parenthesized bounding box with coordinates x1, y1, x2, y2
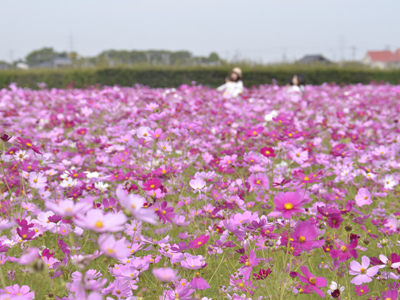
(208, 52, 220, 62)
(25, 47, 60, 66)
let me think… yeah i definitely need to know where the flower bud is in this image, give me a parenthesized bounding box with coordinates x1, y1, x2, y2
(344, 224, 353, 232)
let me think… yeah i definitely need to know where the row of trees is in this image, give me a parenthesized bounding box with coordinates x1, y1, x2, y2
(0, 48, 223, 69)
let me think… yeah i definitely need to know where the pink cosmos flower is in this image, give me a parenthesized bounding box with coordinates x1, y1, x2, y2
(116, 186, 157, 224)
(245, 127, 264, 137)
(274, 192, 305, 218)
(152, 268, 180, 282)
(354, 285, 369, 296)
(74, 209, 127, 233)
(349, 256, 380, 285)
(297, 266, 327, 297)
(149, 128, 166, 139)
(238, 249, 262, 280)
(290, 148, 308, 164)
(45, 199, 89, 218)
(0, 284, 35, 299)
(230, 276, 257, 294)
(290, 220, 325, 251)
(354, 188, 372, 207)
(18, 248, 40, 265)
(142, 178, 162, 191)
(219, 154, 237, 168)
(189, 178, 206, 191)
(98, 234, 131, 259)
(181, 257, 210, 290)
(248, 173, 269, 190)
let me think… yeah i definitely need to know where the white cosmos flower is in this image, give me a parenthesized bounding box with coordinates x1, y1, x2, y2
(60, 177, 77, 188)
(13, 150, 29, 161)
(85, 171, 100, 179)
(189, 178, 206, 192)
(95, 182, 109, 192)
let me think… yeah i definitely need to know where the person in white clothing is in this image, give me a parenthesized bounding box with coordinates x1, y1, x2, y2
(217, 67, 244, 98)
(287, 74, 305, 94)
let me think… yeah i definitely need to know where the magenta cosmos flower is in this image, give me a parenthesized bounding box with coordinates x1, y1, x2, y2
(274, 192, 305, 218)
(330, 239, 358, 262)
(382, 289, 398, 300)
(155, 201, 175, 224)
(239, 249, 262, 280)
(188, 235, 209, 249)
(349, 256, 380, 285)
(297, 266, 327, 297)
(291, 220, 325, 251)
(259, 147, 276, 158)
(16, 137, 41, 154)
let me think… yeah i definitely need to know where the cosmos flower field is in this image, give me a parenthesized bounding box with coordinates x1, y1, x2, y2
(1, 82, 400, 300)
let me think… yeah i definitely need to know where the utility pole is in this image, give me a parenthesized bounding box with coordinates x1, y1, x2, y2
(282, 47, 287, 63)
(351, 46, 357, 61)
(69, 32, 74, 52)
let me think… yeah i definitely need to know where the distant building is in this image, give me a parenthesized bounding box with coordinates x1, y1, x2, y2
(33, 57, 73, 69)
(16, 62, 29, 70)
(363, 50, 400, 69)
(0, 62, 10, 70)
(297, 55, 332, 65)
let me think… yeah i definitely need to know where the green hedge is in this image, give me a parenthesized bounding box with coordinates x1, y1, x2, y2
(1, 66, 400, 89)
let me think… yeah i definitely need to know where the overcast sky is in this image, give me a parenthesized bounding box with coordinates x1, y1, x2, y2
(1, 0, 399, 63)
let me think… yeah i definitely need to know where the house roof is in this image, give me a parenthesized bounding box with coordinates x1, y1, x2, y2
(297, 55, 331, 64)
(366, 50, 400, 62)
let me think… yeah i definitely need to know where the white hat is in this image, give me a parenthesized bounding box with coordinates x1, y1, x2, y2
(232, 67, 242, 78)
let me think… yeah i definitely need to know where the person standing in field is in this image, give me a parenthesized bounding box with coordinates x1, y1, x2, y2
(286, 73, 305, 94)
(217, 67, 244, 98)
(286, 73, 306, 103)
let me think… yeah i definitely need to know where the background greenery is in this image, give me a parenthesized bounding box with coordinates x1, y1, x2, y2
(1, 65, 400, 89)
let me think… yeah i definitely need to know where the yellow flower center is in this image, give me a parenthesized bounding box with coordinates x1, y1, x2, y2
(298, 236, 306, 243)
(265, 150, 270, 154)
(95, 221, 103, 228)
(26, 143, 32, 147)
(309, 277, 316, 285)
(284, 203, 294, 210)
(304, 177, 309, 181)
(341, 246, 347, 252)
(360, 268, 366, 274)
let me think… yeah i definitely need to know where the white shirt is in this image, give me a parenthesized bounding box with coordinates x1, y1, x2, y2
(217, 80, 244, 98)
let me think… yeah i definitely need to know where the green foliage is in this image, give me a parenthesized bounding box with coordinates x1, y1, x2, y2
(25, 47, 67, 67)
(0, 66, 399, 89)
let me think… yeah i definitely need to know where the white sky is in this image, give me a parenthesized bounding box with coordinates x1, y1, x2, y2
(1, 0, 399, 63)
